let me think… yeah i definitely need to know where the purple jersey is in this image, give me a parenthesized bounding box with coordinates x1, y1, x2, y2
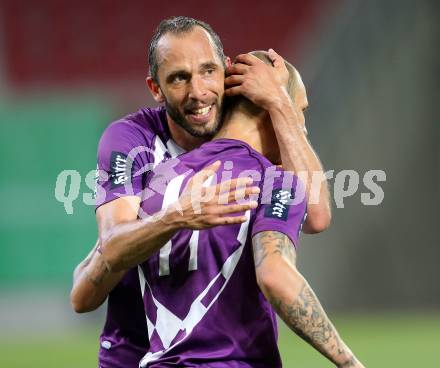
(138, 139, 307, 368)
(96, 106, 185, 368)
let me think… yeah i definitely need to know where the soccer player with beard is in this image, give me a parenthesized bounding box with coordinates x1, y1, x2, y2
(134, 51, 363, 367)
(70, 17, 331, 368)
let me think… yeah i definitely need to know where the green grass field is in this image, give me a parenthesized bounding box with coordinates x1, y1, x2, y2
(0, 314, 438, 367)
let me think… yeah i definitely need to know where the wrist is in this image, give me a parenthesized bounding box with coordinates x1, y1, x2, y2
(266, 86, 291, 112)
(268, 100, 308, 142)
(159, 206, 185, 232)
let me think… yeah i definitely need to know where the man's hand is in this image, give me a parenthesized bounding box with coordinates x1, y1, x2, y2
(225, 49, 290, 111)
(166, 160, 260, 229)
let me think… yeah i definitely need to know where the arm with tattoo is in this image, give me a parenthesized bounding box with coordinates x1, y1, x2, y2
(252, 231, 364, 368)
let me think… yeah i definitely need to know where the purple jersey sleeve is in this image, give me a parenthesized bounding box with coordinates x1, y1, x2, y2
(95, 121, 152, 209)
(251, 167, 307, 248)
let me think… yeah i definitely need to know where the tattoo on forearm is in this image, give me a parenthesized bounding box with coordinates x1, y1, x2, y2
(84, 258, 110, 287)
(253, 231, 296, 268)
(340, 357, 357, 367)
(252, 231, 356, 366)
(270, 282, 354, 365)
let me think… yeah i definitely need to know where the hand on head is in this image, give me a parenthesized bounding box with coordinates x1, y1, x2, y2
(224, 49, 290, 111)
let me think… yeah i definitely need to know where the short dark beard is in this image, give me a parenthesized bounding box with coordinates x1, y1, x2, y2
(164, 97, 223, 138)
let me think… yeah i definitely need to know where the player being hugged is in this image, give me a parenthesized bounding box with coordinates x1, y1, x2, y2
(136, 52, 365, 368)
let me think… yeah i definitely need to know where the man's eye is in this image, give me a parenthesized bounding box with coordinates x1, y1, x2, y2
(171, 74, 188, 83)
(204, 69, 215, 75)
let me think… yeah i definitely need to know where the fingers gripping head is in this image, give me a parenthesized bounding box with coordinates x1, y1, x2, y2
(248, 50, 299, 101)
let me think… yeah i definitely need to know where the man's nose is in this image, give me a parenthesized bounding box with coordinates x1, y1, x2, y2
(188, 76, 207, 100)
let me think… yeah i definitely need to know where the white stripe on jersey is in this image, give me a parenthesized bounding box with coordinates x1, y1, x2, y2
(166, 138, 185, 158)
(139, 210, 251, 367)
(152, 136, 168, 168)
(158, 174, 186, 276)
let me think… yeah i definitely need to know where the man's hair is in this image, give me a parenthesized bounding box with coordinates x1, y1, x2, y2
(148, 16, 225, 83)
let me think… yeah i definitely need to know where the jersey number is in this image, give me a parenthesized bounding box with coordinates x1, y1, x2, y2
(158, 174, 201, 276)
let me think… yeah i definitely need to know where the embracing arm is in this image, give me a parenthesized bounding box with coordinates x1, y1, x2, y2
(70, 195, 176, 313)
(225, 51, 331, 233)
(70, 164, 259, 313)
(252, 231, 364, 368)
(266, 93, 331, 233)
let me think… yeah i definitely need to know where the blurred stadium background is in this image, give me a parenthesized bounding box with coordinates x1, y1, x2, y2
(0, 0, 438, 366)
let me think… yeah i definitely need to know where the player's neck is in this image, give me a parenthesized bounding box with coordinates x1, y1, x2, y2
(167, 117, 209, 151)
(214, 109, 266, 155)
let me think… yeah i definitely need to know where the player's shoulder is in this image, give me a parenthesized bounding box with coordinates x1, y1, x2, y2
(125, 106, 167, 135)
(99, 106, 167, 148)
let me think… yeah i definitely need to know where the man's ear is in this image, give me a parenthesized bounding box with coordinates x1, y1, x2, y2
(225, 56, 232, 68)
(146, 76, 165, 103)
